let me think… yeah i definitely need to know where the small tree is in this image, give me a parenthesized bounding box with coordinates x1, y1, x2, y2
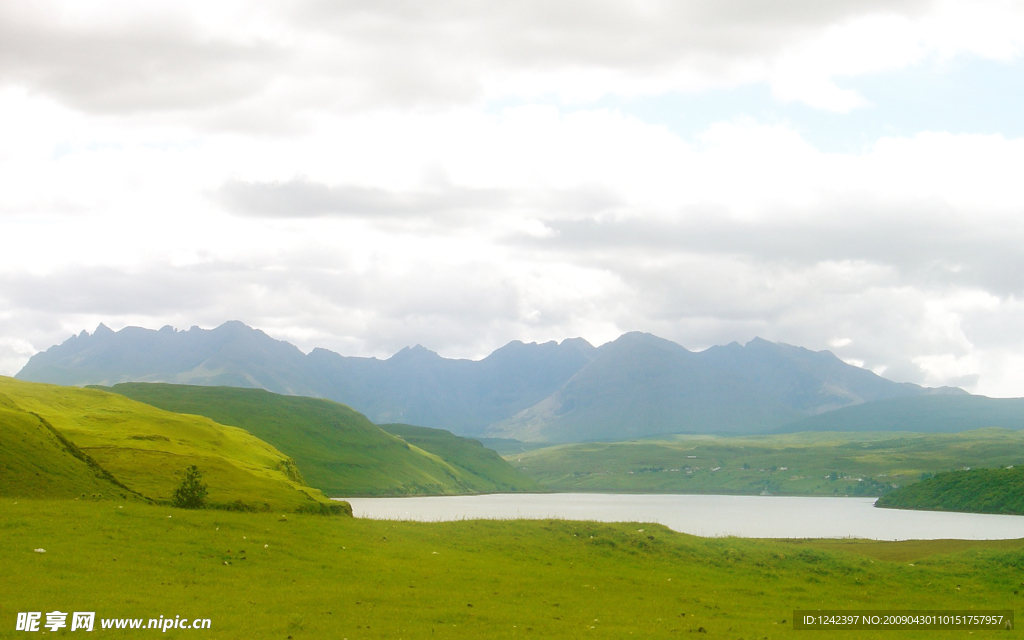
(172, 465, 208, 509)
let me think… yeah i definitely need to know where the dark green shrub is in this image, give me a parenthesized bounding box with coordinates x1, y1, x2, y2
(172, 465, 208, 509)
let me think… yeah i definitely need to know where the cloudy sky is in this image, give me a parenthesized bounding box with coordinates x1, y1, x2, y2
(2, 0, 1023, 396)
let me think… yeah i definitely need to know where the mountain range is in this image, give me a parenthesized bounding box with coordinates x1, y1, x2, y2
(17, 321, 967, 442)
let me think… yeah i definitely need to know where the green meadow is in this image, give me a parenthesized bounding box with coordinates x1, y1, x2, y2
(3, 498, 1023, 639)
(510, 429, 1024, 496)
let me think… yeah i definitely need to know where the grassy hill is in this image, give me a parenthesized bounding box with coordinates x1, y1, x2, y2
(379, 423, 539, 492)
(877, 465, 1024, 515)
(509, 428, 1024, 496)
(3, 498, 1022, 638)
(102, 382, 534, 496)
(0, 392, 130, 500)
(0, 377, 341, 513)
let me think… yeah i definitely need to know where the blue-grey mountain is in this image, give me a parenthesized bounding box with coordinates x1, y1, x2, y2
(18, 322, 970, 442)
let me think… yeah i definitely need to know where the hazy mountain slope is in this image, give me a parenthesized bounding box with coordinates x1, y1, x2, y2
(102, 382, 529, 496)
(778, 395, 1024, 433)
(0, 392, 129, 499)
(304, 337, 596, 433)
(490, 333, 966, 442)
(379, 423, 540, 492)
(0, 377, 337, 511)
(18, 321, 963, 442)
(697, 337, 960, 414)
(17, 321, 320, 395)
(19, 322, 595, 436)
(490, 333, 804, 442)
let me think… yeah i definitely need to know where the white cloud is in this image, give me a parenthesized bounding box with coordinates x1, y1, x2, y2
(2, 0, 1022, 121)
(2, 0, 1024, 398)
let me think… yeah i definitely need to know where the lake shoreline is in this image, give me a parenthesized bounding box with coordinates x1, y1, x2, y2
(341, 492, 1024, 541)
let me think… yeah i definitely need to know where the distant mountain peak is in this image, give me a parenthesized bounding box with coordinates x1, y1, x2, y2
(213, 320, 260, 334)
(743, 336, 801, 351)
(389, 344, 442, 362)
(604, 331, 691, 354)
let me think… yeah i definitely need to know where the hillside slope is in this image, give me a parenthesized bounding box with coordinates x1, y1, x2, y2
(102, 382, 533, 496)
(0, 393, 129, 499)
(0, 377, 339, 512)
(877, 466, 1024, 515)
(379, 423, 539, 492)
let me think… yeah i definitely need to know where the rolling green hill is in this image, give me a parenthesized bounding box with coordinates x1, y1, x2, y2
(509, 428, 1024, 496)
(101, 382, 535, 496)
(0, 377, 341, 513)
(876, 465, 1024, 515)
(379, 423, 539, 492)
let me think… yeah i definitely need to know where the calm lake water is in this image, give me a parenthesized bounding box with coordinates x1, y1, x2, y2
(340, 493, 1024, 541)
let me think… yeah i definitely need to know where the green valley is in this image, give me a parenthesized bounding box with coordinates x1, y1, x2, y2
(508, 429, 1024, 496)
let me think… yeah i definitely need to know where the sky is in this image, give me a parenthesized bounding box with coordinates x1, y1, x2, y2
(1, 0, 1024, 396)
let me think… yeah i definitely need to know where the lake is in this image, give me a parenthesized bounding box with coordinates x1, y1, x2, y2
(341, 493, 1024, 541)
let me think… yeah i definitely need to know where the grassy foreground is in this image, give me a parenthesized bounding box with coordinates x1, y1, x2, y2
(3, 499, 1023, 639)
(512, 429, 1024, 497)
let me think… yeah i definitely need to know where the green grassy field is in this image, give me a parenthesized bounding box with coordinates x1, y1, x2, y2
(2, 498, 1022, 639)
(101, 383, 533, 497)
(0, 377, 339, 513)
(510, 429, 1024, 496)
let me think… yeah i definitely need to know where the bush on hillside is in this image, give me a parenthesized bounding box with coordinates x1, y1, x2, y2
(172, 465, 208, 509)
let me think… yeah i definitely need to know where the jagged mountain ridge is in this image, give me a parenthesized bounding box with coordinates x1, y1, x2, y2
(17, 322, 961, 441)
